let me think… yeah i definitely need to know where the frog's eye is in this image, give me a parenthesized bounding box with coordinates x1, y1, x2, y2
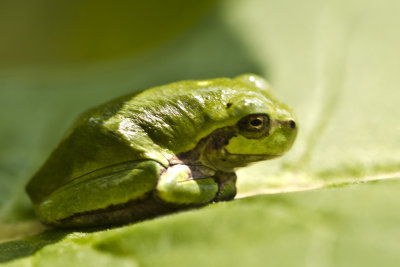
(237, 114, 270, 139)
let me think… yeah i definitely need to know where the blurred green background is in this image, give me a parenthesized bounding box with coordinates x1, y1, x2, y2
(1, 0, 400, 266)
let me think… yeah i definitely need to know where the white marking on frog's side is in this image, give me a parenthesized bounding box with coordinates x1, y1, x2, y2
(197, 81, 211, 86)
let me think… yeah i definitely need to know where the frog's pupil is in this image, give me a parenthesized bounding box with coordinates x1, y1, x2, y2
(250, 119, 262, 127)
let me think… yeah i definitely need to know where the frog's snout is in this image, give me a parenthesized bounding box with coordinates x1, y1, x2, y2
(284, 119, 296, 130)
(274, 119, 296, 130)
(274, 119, 297, 150)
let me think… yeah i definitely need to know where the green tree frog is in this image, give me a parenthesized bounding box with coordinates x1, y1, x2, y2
(26, 74, 297, 227)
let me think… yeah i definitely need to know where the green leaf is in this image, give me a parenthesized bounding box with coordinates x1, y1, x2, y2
(1, 0, 400, 265)
(2, 179, 400, 266)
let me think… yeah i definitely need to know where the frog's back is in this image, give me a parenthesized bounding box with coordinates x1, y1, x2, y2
(118, 77, 264, 153)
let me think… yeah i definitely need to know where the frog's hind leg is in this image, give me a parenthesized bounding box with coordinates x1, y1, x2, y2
(36, 160, 166, 227)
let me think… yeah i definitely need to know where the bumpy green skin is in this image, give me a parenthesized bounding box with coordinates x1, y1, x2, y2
(26, 74, 297, 227)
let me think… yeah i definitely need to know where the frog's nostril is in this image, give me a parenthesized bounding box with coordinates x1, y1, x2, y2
(288, 120, 296, 129)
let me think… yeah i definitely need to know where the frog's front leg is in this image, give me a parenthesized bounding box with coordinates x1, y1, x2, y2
(214, 172, 237, 202)
(156, 165, 220, 205)
(156, 165, 237, 205)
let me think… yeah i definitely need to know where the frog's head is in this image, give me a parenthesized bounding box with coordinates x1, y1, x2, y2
(201, 74, 297, 172)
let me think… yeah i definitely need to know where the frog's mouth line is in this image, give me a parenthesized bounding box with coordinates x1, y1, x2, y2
(204, 150, 281, 171)
(230, 153, 280, 158)
(224, 149, 281, 161)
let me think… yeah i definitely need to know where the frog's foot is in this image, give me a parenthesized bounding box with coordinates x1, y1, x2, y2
(156, 164, 219, 205)
(214, 172, 237, 202)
